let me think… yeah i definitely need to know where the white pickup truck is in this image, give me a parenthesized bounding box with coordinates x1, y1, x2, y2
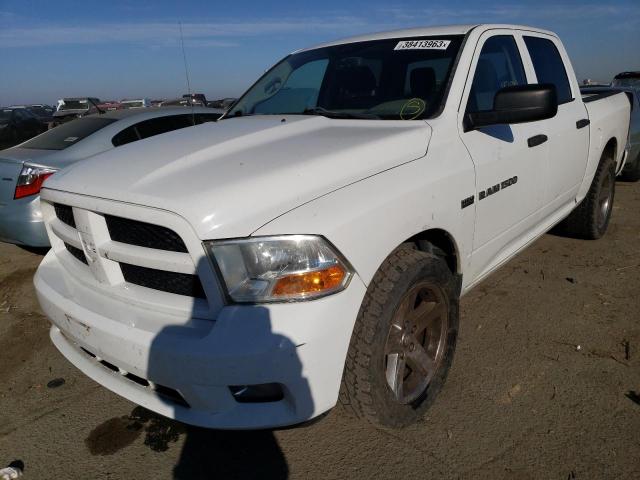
(34, 24, 630, 429)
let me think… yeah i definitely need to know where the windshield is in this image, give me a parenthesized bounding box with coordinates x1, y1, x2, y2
(0, 110, 12, 124)
(20, 117, 116, 150)
(228, 35, 464, 120)
(59, 100, 91, 111)
(28, 106, 52, 116)
(612, 78, 640, 89)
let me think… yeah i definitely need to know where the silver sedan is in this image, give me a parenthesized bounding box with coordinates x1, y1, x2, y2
(0, 106, 222, 247)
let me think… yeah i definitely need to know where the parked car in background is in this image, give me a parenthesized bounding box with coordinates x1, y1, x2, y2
(0, 106, 222, 247)
(161, 93, 207, 107)
(582, 85, 640, 181)
(0, 107, 46, 149)
(612, 72, 640, 90)
(53, 97, 102, 126)
(33, 24, 630, 430)
(183, 93, 207, 106)
(97, 101, 122, 112)
(208, 98, 237, 109)
(121, 98, 151, 109)
(10, 104, 56, 127)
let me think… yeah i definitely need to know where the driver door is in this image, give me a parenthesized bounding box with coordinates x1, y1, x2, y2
(460, 31, 549, 282)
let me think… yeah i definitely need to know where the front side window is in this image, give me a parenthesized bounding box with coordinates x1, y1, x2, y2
(228, 35, 464, 120)
(467, 35, 527, 113)
(524, 36, 573, 104)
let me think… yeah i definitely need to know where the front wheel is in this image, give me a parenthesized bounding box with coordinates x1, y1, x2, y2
(339, 245, 459, 429)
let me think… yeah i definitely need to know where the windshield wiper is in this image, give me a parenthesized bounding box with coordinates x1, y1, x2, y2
(301, 107, 380, 120)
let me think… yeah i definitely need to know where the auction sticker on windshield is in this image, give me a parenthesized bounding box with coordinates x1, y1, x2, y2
(394, 39, 450, 50)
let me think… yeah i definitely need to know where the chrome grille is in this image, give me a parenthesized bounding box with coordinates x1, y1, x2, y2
(49, 203, 207, 301)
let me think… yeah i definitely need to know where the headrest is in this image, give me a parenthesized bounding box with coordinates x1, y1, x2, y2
(410, 67, 436, 99)
(335, 66, 377, 96)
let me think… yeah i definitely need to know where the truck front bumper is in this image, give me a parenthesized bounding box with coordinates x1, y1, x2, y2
(35, 250, 366, 429)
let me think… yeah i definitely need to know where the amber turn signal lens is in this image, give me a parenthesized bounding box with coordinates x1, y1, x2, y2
(272, 265, 346, 297)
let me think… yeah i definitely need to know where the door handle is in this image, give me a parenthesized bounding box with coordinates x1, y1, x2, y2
(576, 119, 590, 129)
(527, 134, 548, 148)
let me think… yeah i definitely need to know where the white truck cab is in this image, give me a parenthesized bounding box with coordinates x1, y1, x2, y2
(35, 24, 630, 429)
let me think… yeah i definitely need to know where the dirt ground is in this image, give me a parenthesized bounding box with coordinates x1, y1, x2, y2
(0, 180, 639, 480)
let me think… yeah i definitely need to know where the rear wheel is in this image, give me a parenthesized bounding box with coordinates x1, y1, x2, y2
(558, 153, 616, 239)
(621, 152, 640, 182)
(340, 245, 459, 428)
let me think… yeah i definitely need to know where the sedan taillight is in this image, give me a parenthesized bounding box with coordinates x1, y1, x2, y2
(14, 164, 56, 200)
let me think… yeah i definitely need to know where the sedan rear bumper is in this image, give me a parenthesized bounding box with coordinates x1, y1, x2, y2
(0, 195, 50, 247)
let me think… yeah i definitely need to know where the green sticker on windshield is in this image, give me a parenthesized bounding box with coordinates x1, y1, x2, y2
(400, 98, 426, 120)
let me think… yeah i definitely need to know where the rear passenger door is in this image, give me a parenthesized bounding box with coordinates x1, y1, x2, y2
(522, 34, 589, 211)
(459, 31, 547, 281)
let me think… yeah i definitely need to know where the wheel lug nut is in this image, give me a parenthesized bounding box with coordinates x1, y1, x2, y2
(409, 343, 415, 351)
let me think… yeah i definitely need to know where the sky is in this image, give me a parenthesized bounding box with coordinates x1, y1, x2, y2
(0, 0, 638, 105)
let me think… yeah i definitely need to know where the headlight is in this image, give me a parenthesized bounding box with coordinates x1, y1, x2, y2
(205, 235, 353, 303)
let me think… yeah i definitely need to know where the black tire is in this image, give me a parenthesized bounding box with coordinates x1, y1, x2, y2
(557, 153, 616, 240)
(339, 245, 459, 429)
(620, 152, 640, 182)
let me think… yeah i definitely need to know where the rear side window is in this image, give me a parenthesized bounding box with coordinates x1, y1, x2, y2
(523, 36, 573, 104)
(467, 35, 527, 113)
(111, 126, 140, 147)
(134, 115, 194, 140)
(194, 113, 221, 124)
(21, 117, 116, 150)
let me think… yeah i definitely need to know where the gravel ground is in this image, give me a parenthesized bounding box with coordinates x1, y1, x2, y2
(0, 180, 639, 479)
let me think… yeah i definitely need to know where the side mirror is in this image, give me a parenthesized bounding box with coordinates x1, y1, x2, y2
(465, 84, 558, 131)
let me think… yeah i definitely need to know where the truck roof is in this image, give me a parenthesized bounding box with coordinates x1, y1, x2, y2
(298, 24, 557, 52)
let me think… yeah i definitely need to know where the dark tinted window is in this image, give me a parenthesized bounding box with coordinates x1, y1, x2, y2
(13, 110, 27, 120)
(21, 117, 116, 150)
(0, 110, 13, 123)
(28, 106, 51, 116)
(524, 36, 572, 104)
(467, 35, 527, 113)
(194, 113, 220, 124)
(111, 126, 140, 147)
(134, 115, 194, 140)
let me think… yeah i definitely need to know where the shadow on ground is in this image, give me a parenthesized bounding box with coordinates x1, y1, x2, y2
(86, 406, 289, 479)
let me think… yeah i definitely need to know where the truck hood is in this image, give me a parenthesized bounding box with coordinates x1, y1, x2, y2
(46, 115, 431, 239)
